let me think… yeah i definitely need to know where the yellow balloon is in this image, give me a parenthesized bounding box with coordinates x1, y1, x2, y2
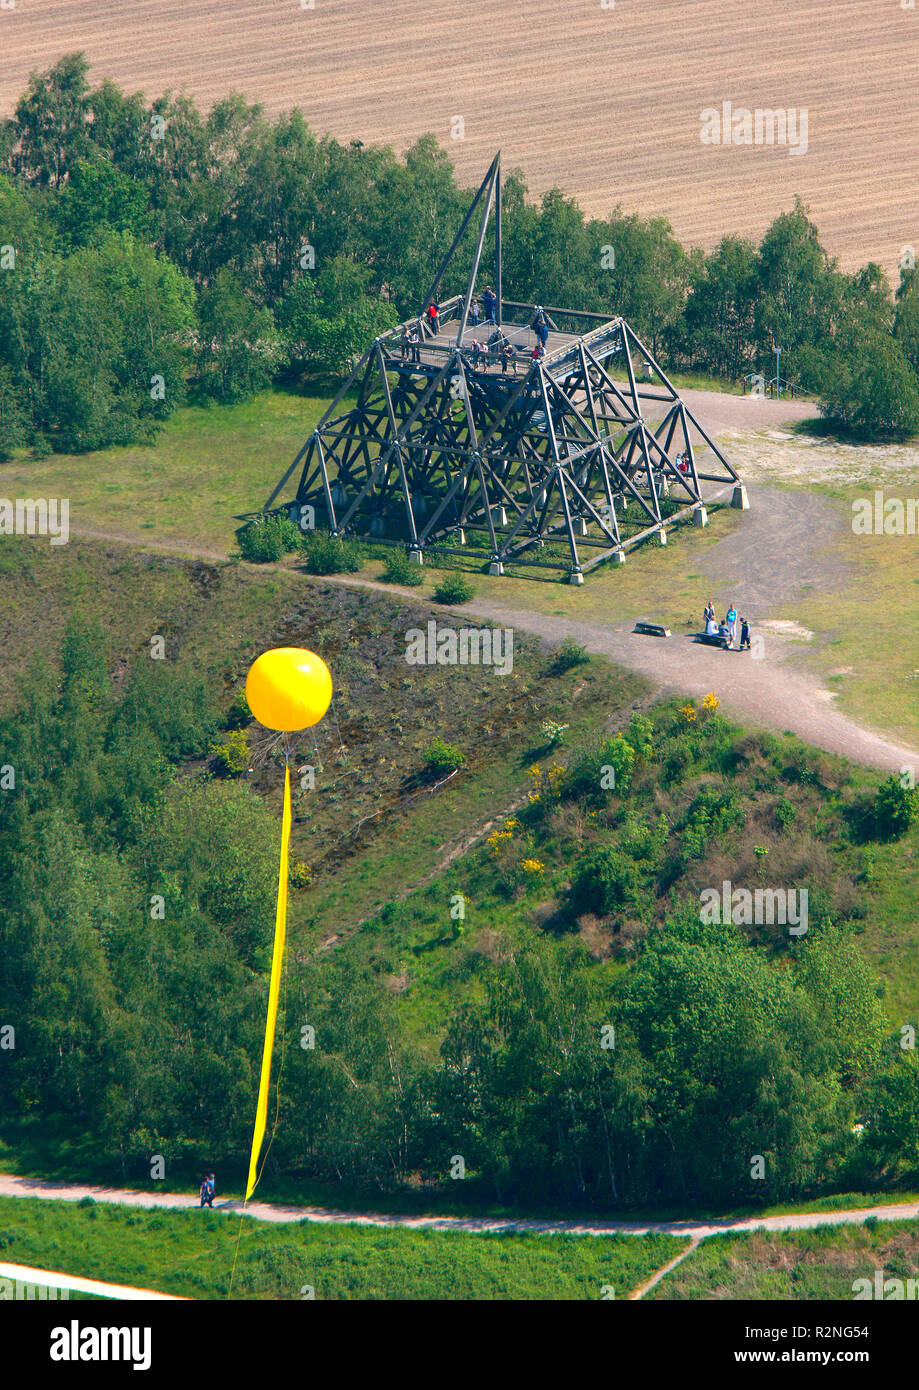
(245, 648, 333, 732)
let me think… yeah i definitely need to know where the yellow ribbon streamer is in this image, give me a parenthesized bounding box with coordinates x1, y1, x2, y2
(245, 763, 291, 1201)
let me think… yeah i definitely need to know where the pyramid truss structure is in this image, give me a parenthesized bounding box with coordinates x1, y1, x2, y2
(263, 155, 746, 583)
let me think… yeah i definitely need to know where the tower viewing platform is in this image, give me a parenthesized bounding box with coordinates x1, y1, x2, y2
(263, 155, 744, 583)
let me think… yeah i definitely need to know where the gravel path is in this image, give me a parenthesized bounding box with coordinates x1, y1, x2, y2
(1, 1173, 916, 1243)
(460, 599, 918, 774)
(324, 573, 918, 775)
(695, 481, 852, 614)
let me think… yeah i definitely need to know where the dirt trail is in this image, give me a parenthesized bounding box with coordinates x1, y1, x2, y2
(328, 574, 919, 776)
(1, 1173, 917, 1243)
(462, 600, 919, 775)
(629, 1238, 700, 1301)
(60, 521, 919, 776)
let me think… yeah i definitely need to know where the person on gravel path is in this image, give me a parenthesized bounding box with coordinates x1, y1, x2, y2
(725, 606, 738, 650)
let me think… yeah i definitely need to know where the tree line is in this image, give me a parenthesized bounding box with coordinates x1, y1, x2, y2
(2, 53, 918, 451)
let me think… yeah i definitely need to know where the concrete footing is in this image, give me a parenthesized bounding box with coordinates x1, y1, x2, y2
(693, 507, 709, 527)
(408, 549, 424, 565)
(569, 571, 584, 586)
(731, 484, 749, 510)
(659, 529, 668, 545)
(489, 560, 505, 576)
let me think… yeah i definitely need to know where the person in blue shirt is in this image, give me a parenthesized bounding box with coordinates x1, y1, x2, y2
(724, 606, 738, 649)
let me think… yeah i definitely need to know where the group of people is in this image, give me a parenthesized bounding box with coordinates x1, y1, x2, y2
(461, 318, 553, 374)
(199, 1172, 216, 1207)
(468, 330, 520, 374)
(399, 290, 548, 373)
(400, 323, 422, 364)
(468, 286, 498, 326)
(704, 600, 750, 651)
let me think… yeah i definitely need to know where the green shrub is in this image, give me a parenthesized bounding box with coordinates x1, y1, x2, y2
(237, 514, 301, 562)
(819, 331, 919, 440)
(564, 733, 635, 803)
(223, 691, 251, 730)
(433, 574, 474, 604)
(679, 783, 745, 861)
(660, 737, 693, 785)
(300, 533, 363, 575)
(209, 729, 250, 776)
(872, 775, 918, 840)
(571, 844, 649, 917)
(550, 636, 589, 673)
(620, 810, 670, 865)
(289, 860, 313, 888)
(381, 550, 424, 586)
(659, 710, 736, 786)
(775, 797, 798, 831)
(424, 737, 465, 777)
(623, 712, 654, 764)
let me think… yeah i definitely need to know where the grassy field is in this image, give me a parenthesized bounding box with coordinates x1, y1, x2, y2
(790, 512, 919, 752)
(2, 0, 917, 281)
(0, 391, 326, 555)
(0, 1196, 685, 1300)
(650, 1218, 919, 1300)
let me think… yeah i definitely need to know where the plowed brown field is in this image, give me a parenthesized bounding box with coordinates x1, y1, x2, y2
(1, 0, 916, 279)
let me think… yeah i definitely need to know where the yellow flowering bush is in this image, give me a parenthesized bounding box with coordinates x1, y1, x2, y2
(289, 860, 313, 888)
